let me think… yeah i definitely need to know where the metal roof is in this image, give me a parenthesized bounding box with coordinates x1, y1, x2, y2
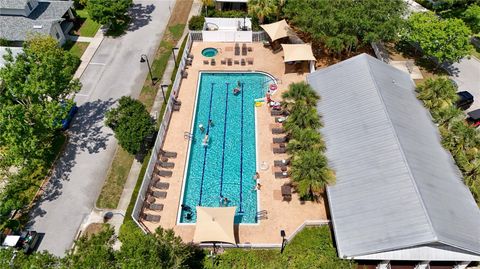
(307, 53, 480, 259)
(0, 0, 29, 9)
(0, 1, 72, 41)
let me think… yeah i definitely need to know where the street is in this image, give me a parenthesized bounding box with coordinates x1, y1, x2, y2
(446, 56, 480, 112)
(27, 0, 175, 256)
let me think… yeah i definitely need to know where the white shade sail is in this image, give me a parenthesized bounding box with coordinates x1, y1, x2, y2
(260, 19, 291, 42)
(281, 44, 316, 62)
(193, 206, 237, 245)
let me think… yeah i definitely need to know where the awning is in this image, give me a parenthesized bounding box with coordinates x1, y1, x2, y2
(193, 206, 236, 245)
(282, 44, 316, 62)
(260, 19, 291, 42)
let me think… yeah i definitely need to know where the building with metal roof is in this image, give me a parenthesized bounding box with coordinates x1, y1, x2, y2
(0, 0, 74, 45)
(306, 53, 480, 269)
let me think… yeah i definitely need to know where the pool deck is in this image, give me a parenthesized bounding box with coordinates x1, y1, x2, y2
(141, 42, 328, 245)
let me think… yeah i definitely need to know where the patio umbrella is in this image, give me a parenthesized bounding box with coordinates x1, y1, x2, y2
(193, 206, 237, 245)
(260, 19, 292, 42)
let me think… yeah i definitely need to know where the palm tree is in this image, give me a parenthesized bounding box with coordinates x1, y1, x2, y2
(290, 150, 335, 199)
(431, 106, 462, 126)
(201, 0, 214, 16)
(281, 82, 320, 110)
(283, 103, 321, 131)
(417, 77, 458, 111)
(286, 128, 325, 154)
(248, 0, 277, 24)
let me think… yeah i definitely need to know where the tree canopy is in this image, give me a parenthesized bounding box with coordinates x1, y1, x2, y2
(87, 0, 132, 30)
(0, 35, 80, 167)
(105, 96, 155, 155)
(463, 4, 480, 33)
(283, 0, 407, 55)
(404, 11, 473, 63)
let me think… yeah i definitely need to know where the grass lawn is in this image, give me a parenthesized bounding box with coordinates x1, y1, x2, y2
(472, 46, 480, 60)
(64, 40, 89, 59)
(96, 147, 134, 209)
(203, 226, 356, 269)
(73, 9, 100, 37)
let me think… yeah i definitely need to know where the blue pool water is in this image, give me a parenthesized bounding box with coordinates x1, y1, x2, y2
(180, 72, 271, 224)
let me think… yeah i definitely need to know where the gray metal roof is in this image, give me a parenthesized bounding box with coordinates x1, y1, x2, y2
(0, 1, 72, 41)
(0, 0, 29, 9)
(307, 53, 480, 259)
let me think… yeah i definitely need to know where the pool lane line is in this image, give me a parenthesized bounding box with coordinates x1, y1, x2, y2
(239, 82, 245, 213)
(198, 82, 215, 206)
(219, 82, 230, 198)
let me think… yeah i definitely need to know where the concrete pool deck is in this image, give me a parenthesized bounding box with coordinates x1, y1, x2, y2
(141, 42, 329, 245)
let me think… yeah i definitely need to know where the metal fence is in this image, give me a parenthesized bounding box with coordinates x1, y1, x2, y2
(252, 31, 267, 42)
(132, 33, 194, 233)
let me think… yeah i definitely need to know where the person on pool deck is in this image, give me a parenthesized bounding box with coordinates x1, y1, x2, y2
(199, 124, 205, 133)
(254, 183, 262, 191)
(253, 172, 259, 180)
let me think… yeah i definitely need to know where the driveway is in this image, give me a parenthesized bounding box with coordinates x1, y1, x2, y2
(445, 56, 480, 112)
(27, 0, 175, 256)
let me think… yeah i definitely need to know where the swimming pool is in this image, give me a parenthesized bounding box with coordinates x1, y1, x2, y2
(179, 72, 272, 224)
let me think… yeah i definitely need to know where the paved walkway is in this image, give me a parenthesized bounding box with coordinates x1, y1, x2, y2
(67, 35, 96, 43)
(73, 29, 105, 79)
(28, 0, 176, 257)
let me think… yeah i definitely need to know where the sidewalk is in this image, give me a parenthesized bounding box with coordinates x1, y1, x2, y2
(73, 28, 105, 79)
(78, 0, 202, 250)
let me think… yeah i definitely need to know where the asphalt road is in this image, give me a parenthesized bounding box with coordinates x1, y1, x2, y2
(28, 0, 175, 256)
(446, 56, 480, 112)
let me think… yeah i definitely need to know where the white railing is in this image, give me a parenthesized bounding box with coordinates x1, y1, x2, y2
(132, 33, 194, 233)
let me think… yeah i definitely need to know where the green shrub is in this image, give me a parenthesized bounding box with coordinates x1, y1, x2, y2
(188, 15, 205, 30)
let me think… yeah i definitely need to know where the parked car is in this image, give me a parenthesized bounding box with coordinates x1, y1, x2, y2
(456, 91, 474, 110)
(61, 103, 78, 130)
(467, 109, 480, 127)
(1, 230, 40, 254)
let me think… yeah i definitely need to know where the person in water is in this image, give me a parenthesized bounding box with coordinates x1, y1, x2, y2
(199, 124, 205, 133)
(233, 88, 240, 95)
(208, 119, 213, 127)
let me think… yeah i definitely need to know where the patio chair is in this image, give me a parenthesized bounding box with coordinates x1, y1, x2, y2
(151, 190, 167, 199)
(271, 110, 285, 116)
(234, 43, 240, 56)
(186, 59, 192, 66)
(272, 127, 285, 134)
(241, 58, 246, 66)
(203, 60, 209, 65)
(275, 171, 289, 179)
(187, 53, 194, 59)
(157, 161, 174, 168)
(221, 59, 226, 65)
(146, 195, 156, 204)
(246, 58, 253, 65)
(156, 170, 172, 177)
(274, 159, 290, 167)
(148, 203, 164, 211)
(181, 70, 188, 78)
(275, 116, 287, 123)
(273, 147, 287, 154)
(160, 150, 177, 158)
(247, 46, 253, 52)
(241, 43, 247, 56)
(210, 58, 216, 66)
(273, 137, 288, 144)
(234, 59, 239, 65)
(155, 181, 170, 190)
(281, 184, 292, 201)
(142, 213, 161, 223)
(227, 58, 233, 66)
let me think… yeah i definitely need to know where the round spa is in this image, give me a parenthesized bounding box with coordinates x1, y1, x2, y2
(201, 48, 218, 57)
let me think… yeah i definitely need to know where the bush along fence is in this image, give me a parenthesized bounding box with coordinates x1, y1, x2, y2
(281, 82, 335, 200)
(131, 33, 194, 233)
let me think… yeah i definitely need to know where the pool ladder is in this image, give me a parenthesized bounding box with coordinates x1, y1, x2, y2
(184, 132, 193, 140)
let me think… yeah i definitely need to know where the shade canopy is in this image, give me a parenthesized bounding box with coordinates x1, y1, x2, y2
(193, 206, 236, 245)
(282, 44, 316, 62)
(260, 19, 291, 42)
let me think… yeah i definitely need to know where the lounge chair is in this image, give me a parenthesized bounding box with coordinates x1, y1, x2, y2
(273, 147, 287, 154)
(234, 43, 240, 56)
(271, 110, 285, 116)
(221, 59, 226, 65)
(157, 161, 174, 168)
(155, 181, 170, 190)
(173, 104, 181, 111)
(203, 60, 209, 65)
(274, 159, 290, 167)
(211, 58, 216, 66)
(160, 150, 177, 158)
(227, 58, 232, 66)
(234, 59, 239, 65)
(241, 44, 247, 55)
(272, 127, 285, 134)
(156, 170, 172, 177)
(273, 137, 288, 144)
(151, 190, 167, 199)
(246, 58, 253, 65)
(281, 184, 292, 201)
(142, 213, 161, 223)
(241, 58, 246, 66)
(275, 171, 289, 179)
(148, 203, 164, 211)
